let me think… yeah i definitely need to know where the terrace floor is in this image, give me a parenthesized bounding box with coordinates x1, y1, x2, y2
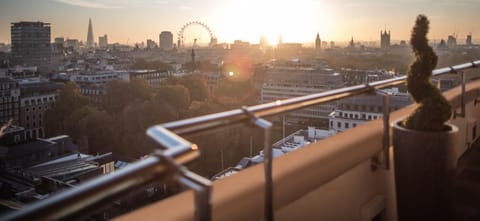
(456, 138, 480, 220)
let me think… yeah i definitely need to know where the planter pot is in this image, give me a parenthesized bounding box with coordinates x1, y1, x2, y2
(392, 120, 459, 221)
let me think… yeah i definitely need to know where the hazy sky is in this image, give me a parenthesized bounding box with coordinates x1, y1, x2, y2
(0, 0, 479, 45)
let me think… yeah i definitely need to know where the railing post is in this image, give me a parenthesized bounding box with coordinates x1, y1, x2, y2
(148, 126, 212, 221)
(157, 154, 212, 221)
(371, 90, 391, 170)
(382, 92, 390, 170)
(242, 106, 274, 221)
(455, 71, 466, 118)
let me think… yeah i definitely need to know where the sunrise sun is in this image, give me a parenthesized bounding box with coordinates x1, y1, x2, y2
(214, 0, 329, 44)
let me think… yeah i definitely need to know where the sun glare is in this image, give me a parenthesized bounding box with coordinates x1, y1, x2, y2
(215, 0, 329, 44)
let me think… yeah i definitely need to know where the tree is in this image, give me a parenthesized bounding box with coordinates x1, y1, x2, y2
(185, 101, 225, 118)
(156, 84, 191, 111)
(45, 82, 90, 136)
(78, 108, 114, 154)
(102, 78, 152, 114)
(178, 75, 208, 102)
(116, 99, 177, 157)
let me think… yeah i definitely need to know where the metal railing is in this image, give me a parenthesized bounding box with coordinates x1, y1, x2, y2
(3, 60, 479, 221)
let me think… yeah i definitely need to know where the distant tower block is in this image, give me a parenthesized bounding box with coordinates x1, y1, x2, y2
(98, 34, 108, 48)
(86, 18, 95, 48)
(11, 21, 51, 66)
(466, 33, 472, 46)
(380, 29, 391, 49)
(159, 31, 173, 50)
(315, 33, 321, 50)
(209, 37, 217, 47)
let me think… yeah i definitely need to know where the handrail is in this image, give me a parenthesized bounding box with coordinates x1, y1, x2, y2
(163, 60, 480, 135)
(2, 60, 479, 221)
(2, 146, 200, 221)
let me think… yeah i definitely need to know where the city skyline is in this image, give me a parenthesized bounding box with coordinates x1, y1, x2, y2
(0, 0, 479, 45)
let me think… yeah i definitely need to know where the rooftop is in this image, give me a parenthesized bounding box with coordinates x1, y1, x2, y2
(1, 60, 480, 221)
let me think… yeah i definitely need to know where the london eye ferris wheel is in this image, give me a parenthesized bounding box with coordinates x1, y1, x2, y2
(177, 21, 217, 48)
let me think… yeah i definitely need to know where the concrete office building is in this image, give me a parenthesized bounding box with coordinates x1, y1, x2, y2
(11, 22, 51, 66)
(159, 31, 173, 50)
(261, 61, 344, 126)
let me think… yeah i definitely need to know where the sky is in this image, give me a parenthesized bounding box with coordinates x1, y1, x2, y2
(0, 0, 479, 45)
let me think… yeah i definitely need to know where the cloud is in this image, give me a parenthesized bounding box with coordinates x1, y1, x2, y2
(52, 0, 170, 9)
(52, 0, 122, 8)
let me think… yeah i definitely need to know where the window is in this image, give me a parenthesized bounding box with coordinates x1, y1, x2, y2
(337, 122, 341, 128)
(345, 122, 349, 128)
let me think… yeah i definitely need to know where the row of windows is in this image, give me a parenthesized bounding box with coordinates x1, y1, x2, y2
(337, 111, 381, 120)
(25, 119, 43, 128)
(330, 120, 358, 130)
(0, 83, 18, 90)
(81, 89, 103, 95)
(1, 97, 19, 102)
(25, 113, 43, 120)
(0, 111, 19, 117)
(76, 75, 118, 81)
(0, 104, 19, 109)
(340, 104, 384, 112)
(24, 96, 55, 105)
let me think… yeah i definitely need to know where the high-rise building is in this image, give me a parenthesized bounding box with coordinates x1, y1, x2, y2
(380, 30, 390, 49)
(53, 37, 64, 54)
(466, 33, 472, 46)
(11, 21, 51, 66)
(99, 34, 108, 48)
(65, 39, 79, 51)
(146, 39, 157, 49)
(209, 37, 218, 47)
(330, 41, 335, 48)
(86, 18, 95, 48)
(447, 35, 457, 48)
(159, 31, 173, 50)
(315, 33, 321, 50)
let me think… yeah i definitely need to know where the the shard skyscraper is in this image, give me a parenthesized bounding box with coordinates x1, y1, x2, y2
(86, 18, 94, 48)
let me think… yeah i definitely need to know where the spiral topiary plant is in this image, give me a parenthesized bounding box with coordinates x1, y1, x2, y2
(403, 15, 452, 131)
